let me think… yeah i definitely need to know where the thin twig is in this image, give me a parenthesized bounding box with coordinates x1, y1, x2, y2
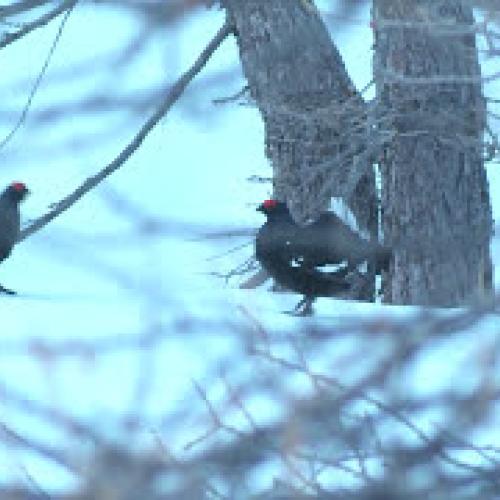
(19, 20, 233, 242)
(239, 268, 270, 289)
(0, 1, 76, 151)
(212, 85, 249, 105)
(205, 241, 254, 262)
(0, 421, 77, 474)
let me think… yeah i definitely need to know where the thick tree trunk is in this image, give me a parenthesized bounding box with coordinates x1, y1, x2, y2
(373, 0, 493, 306)
(223, 0, 379, 300)
(222, 0, 376, 225)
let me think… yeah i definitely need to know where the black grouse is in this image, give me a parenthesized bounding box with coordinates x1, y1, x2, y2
(0, 182, 29, 294)
(255, 199, 391, 315)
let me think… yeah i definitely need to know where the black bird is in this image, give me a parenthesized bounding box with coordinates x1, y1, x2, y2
(0, 182, 29, 295)
(255, 199, 391, 315)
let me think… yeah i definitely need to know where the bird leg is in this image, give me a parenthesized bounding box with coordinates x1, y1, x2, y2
(284, 296, 315, 316)
(0, 283, 16, 295)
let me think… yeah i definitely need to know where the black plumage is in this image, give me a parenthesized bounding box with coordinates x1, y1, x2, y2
(255, 199, 391, 315)
(0, 182, 29, 294)
(294, 211, 391, 274)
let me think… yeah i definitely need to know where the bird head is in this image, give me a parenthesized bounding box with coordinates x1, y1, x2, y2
(256, 199, 289, 216)
(6, 182, 29, 202)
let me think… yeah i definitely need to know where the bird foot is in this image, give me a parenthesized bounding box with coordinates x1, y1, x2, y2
(0, 284, 16, 295)
(283, 298, 314, 316)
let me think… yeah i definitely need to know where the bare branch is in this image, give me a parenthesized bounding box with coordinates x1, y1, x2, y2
(0, 1, 51, 18)
(0, 0, 77, 50)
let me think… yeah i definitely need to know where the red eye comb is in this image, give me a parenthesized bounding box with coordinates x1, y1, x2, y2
(262, 199, 277, 209)
(11, 182, 26, 192)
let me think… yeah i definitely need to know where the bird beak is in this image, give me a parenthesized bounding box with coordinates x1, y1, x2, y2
(256, 204, 264, 212)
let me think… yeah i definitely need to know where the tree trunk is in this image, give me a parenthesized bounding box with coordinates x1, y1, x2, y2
(373, 0, 493, 306)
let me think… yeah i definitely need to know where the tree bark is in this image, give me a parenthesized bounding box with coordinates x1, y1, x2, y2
(373, 0, 493, 306)
(222, 0, 376, 223)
